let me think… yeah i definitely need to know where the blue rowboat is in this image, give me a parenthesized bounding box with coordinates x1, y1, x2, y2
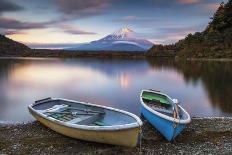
(140, 89, 191, 141)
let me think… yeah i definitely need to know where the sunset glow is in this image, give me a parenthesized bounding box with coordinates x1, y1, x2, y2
(0, 0, 226, 48)
(11, 63, 111, 86)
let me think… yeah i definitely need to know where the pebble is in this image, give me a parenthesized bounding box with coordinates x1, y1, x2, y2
(1, 118, 232, 154)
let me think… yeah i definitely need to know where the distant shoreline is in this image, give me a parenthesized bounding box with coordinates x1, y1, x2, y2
(0, 51, 232, 61)
(0, 49, 147, 59)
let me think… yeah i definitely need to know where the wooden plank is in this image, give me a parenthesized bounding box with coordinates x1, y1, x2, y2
(66, 107, 105, 114)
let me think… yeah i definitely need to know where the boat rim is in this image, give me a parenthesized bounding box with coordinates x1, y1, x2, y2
(28, 97, 143, 131)
(140, 89, 191, 124)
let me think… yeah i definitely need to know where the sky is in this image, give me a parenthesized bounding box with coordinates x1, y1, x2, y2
(0, 0, 227, 48)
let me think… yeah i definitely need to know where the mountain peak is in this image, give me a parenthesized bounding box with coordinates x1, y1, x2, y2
(113, 27, 133, 35)
(111, 27, 134, 39)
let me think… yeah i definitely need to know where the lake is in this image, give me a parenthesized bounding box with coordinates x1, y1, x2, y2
(0, 57, 231, 123)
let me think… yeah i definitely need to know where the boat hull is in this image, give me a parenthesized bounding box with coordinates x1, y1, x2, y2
(141, 105, 186, 141)
(29, 108, 140, 147)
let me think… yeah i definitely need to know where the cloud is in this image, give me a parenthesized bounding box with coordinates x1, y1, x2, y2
(0, 16, 97, 36)
(64, 29, 97, 35)
(0, 0, 23, 14)
(145, 25, 203, 44)
(54, 0, 115, 19)
(157, 26, 197, 34)
(61, 24, 97, 35)
(0, 0, 224, 44)
(0, 29, 27, 35)
(120, 16, 138, 21)
(177, 0, 201, 4)
(0, 17, 46, 29)
(205, 3, 220, 11)
(116, 16, 161, 22)
(26, 42, 80, 49)
(115, 16, 163, 25)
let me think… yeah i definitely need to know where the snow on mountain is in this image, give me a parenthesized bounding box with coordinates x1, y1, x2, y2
(68, 27, 154, 52)
(100, 27, 134, 40)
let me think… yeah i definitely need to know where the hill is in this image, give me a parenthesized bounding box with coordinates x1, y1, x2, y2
(147, 0, 232, 58)
(0, 34, 31, 56)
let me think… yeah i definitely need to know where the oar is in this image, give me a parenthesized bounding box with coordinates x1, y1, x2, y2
(173, 103, 180, 119)
(66, 107, 105, 114)
(45, 111, 97, 115)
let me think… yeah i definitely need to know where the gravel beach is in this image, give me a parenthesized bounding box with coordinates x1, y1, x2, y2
(1, 117, 232, 155)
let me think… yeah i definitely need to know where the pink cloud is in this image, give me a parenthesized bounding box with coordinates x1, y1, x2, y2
(177, 0, 200, 4)
(61, 24, 97, 35)
(121, 16, 137, 21)
(205, 3, 220, 11)
(3, 30, 27, 35)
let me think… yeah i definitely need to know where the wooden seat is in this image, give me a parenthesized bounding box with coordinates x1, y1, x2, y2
(153, 107, 173, 116)
(67, 113, 101, 125)
(66, 116, 90, 124)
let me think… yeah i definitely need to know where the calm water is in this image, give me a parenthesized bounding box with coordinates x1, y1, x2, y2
(0, 57, 231, 123)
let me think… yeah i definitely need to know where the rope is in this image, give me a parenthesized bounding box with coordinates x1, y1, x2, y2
(172, 103, 180, 140)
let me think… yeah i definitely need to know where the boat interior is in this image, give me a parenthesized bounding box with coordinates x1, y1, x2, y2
(32, 99, 138, 126)
(141, 91, 185, 119)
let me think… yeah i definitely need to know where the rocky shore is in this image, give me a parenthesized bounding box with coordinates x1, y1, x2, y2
(1, 117, 232, 155)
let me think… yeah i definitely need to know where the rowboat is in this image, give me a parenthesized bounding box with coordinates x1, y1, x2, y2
(140, 90, 191, 141)
(28, 97, 143, 147)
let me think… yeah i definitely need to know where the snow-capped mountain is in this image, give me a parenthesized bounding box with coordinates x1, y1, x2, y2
(99, 27, 134, 40)
(69, 27, 154, 52)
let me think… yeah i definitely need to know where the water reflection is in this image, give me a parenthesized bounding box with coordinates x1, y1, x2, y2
(0, 58, 231, 122)
(147, 58, 232, 114)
